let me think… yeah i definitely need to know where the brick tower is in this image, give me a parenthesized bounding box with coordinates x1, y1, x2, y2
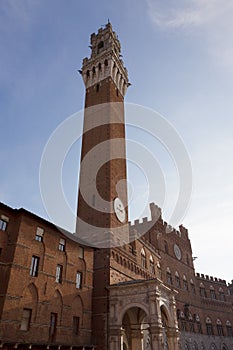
(76, 23, 130, 349)
(76, 22, 130, 247)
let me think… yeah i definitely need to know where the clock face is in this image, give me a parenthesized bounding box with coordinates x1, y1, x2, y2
(174, 244, 182, 260)
(114, 197, 126, 223)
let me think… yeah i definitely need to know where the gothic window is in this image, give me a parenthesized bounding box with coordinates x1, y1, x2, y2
(73, 316, 80, 335)
(55, 265, 63, 283)
(175, 271, 181, 288)
(78, 246, 84, 259)
(217, 319, 224, 336)
(104, 59, 108, 66)
(157, 262, 162, 279)
(181, 320, 187, 331)
(149, 255, 155, 274)
(76, 272, 82, 289)
(226, 321, 233, 337)
(98, 62, 102, 71)
(58, 238, 66, 252)
(49, 312, 57, 339)
(20, 308, 32, 331)
(189, 317, 194, 332)
(194, 314, 202, 334)
(200, 283, 206, 297)
(166, 267, 172, 285)
(141, 248, 146, 268)
(179, 310, 185, 330)
(35, 227, 44, 242)
(197, 322, 203, 334)
(164, 240, 168, 253)
(86, 70, 90, 77)
(210, 286, 216, 299)
(195, 315, 202, 334)
(0, 219, 8, 231)
(219, 287, 225, 301)
(190, 279, 196, 294)
(183, 275, 188, 290)
(206, 317, 214, 336)
(97, 41, 104, 53)
(30, 256, 40, 277)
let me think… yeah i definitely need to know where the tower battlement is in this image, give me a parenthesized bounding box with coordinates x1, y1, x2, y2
(196, 272, 227, 285)
(80, 22, 129, 96)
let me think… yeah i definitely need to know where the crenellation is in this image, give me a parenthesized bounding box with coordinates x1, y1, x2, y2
(80, 23, 129, 96)
(195, 273, 227, 285)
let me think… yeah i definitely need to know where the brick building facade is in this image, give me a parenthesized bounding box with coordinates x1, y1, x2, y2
(0, 23, 233, 350)
(0, 203, 94, 349)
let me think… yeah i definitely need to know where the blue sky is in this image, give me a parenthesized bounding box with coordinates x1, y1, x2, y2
(1, 0, 233, 281)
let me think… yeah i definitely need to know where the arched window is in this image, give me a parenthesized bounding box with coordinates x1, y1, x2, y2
(216, 319, 224, 336)
(183, 275, 188, 290)
(190, 279, 196, 294)
(210, 285, 216, 300)
(219, 287, 225, 301)
(149, 255, 155, 274)
(92, 66, 96, 75)
(175, 271, 181, 288)
(200, 283, 206, 298)
(157, 262, 162, 279)
(206, 317, 214, 336)
(97, 41, 104, 54)
(226, 320, 233, 337)
(104, 59, 108, 66)
(98, 62, 102, 71)
(164, 240, 168, 253)
(195, 314, 202, 334)
(166, 267, 172, 285)
(141, 248, 146, 268)
(188, 312, 194, 332)
(179, 310, 187, 331)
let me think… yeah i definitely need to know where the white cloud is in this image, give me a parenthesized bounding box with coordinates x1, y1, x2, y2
(147, 0, 233, 29)
(146, 0, 233, 72)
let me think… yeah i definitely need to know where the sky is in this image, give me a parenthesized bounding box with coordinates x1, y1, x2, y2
(0, 0, 233, 282)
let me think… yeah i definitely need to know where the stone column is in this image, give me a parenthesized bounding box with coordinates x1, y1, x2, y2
(131, 328, 143, 350)
(167, 328, 180, 350)
(109, 326, 122, 350)
(150, 325, 163, 350)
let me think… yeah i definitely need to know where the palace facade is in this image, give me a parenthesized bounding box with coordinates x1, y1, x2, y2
(0, 23, 233, 350)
